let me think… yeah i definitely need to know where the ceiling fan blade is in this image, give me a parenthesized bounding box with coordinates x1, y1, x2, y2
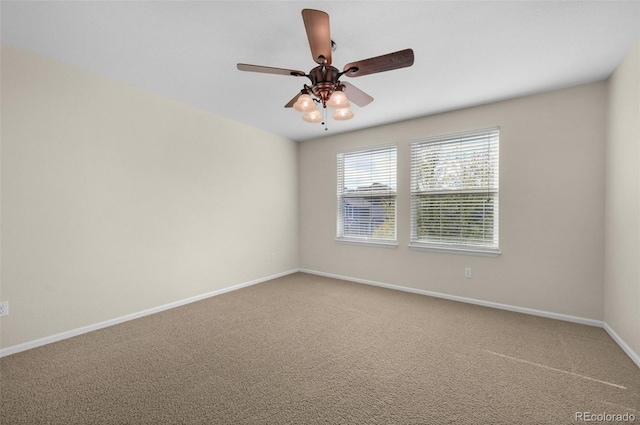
(284, 92, 303, 108)
(301, 9, 332, 65)
(343, 49, 414, 77)
(237, 63, 306, 77)
(341, 82, 374, 107)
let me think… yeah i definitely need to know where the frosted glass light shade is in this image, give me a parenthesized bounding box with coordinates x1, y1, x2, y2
(326, 91, 349, 109)
(303, 110, 323, 123)
(333, 108, 353, 121)
(293, 94, 316, 112)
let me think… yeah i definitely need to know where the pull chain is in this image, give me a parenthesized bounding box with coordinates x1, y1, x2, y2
(324, 106, 328, 131)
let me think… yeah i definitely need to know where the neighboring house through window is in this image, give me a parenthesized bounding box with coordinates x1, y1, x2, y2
(410, 128, 499, 255)
(337, 145, 397, 245)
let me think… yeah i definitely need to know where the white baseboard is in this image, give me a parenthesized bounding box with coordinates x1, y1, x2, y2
(0, 269, 299, 358)
(299, 268, 604, 327)
(301, 269, 640, 369)
(603, 322, 640, 369)
(5, 268, 638, 371)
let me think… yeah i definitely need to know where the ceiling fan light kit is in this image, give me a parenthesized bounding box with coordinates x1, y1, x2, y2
(333, 108, 354, 121)
(303, 110, 323, 123)
(293, 94, 317, 112)
(237, 9, 414, 130)
(325, 91, 349, 109)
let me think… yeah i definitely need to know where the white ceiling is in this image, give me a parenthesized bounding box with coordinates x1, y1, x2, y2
(2, 1, 640, 142)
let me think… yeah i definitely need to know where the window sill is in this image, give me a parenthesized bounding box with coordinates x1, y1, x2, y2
(409, 243, 501, 257)
(336, 238, 398, 248)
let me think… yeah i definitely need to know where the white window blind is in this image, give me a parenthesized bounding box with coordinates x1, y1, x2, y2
(337, 145, 397, 244)
(410, 128, 499, 254)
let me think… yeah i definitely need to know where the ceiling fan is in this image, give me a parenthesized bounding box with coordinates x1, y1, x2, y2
(237, 9, 414, 125)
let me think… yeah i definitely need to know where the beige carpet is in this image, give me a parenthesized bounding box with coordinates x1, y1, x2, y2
(1, 272, 638, 424)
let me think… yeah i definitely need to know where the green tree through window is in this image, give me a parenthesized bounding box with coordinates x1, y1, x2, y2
(410, 128, 499, 253)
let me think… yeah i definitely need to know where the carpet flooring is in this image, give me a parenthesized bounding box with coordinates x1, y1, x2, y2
(1, 272, 639, 424)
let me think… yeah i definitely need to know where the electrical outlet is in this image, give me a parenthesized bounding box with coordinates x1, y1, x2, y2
(464, 268, 472, 278)
(0, 301, 8, 317)
(270, 252, 276, 262)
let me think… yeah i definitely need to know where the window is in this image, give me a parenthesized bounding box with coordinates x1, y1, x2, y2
(410, 128, 499, 255)
(337, 145, 397, 245)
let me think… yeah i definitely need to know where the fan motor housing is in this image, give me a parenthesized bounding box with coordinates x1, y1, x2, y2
(308, 65, 340, 85)
(309, 65, 341, 104)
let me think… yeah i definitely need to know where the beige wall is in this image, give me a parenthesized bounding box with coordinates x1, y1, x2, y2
(604, 41, 640, 358)
(4, 40, 634, 357)
(299, 82, 607, 321)
(0, 44, 299, 349)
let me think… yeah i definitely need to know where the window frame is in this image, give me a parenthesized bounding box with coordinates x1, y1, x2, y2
(336, 143, 398, 247)
(409, 128, 500, 256)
